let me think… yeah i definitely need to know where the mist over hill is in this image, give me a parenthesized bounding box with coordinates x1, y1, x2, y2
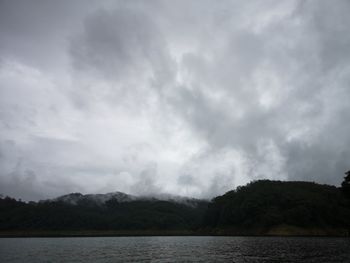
(46, 191, 205, 208)
(0, 191, 209, 233)
(1, 179, 350, 236)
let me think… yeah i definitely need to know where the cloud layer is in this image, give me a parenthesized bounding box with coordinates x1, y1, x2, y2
(1, 0, 350, 200)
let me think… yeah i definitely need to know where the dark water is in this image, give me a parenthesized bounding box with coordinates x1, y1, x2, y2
(0, 236, 349, 262)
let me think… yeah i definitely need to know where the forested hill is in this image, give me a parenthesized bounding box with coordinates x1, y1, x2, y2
(0, 193, 208, 233)
(1, 179, 350, 236)
(203, 180, 350, 235)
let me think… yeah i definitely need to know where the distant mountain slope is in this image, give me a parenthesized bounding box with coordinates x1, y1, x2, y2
(48, 192, 136, 206)
(0, 191, 209, 232)
(1, 180, 350, 236)
(203, 180, 350, 234)
(45, 192, 204, 208)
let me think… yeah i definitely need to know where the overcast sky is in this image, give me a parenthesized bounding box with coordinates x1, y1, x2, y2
(1, 0, 350, 201)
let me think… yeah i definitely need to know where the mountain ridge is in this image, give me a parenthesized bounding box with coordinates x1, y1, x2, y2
(44, 191, 206, 208)
(1, 179, 350, 236)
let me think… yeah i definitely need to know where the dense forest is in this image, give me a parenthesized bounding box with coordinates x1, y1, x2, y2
(0, 197, 208, 232)
(1, 175, 350, 236)
(203, 180, 350, 235)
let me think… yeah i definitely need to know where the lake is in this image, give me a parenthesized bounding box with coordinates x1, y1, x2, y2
(0, 236, 349, 262)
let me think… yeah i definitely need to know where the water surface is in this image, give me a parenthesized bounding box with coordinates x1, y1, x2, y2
(0, 236, 349, 262)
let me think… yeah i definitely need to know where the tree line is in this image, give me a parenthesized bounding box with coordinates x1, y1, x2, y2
(1, 172, 350, 234)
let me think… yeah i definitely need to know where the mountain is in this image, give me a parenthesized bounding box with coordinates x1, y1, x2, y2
(203, 180, 350, 235)
(48, 192, 136, 206)
(45, 192, 204, 208)
(0, 191, 209, 233)
(1, 180, 350, 236)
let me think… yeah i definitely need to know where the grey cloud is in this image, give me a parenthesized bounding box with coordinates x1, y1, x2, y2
(163, 0, 350, 188)
(1, 0, 350, 200)
(70, 6, 174, 83)
(0, 0, 97, 71)
(68, 6, 175, 112)
(129, 163, 161, 196)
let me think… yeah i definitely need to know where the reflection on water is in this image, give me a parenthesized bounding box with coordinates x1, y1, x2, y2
(0, 236, 349, 262)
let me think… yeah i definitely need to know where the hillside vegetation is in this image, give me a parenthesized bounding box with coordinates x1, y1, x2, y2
(203, 180, 350, 235)
(1, 179, 350, 236)
(0, 197, 208, 232)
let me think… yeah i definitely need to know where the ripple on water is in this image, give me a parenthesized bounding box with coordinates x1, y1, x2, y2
(0, 236, 349, 263)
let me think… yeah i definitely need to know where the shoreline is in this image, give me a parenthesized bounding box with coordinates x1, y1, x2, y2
(1, 228, 348, 238)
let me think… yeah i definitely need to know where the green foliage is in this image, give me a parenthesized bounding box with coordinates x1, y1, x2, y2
(2, 179, 350, 233)
(203, 180, 350, 229)
(341, 171, 350, 198)
(0, 196, 208, 231)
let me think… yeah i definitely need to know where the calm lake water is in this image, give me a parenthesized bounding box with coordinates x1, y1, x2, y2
(0, 236, 349, 262)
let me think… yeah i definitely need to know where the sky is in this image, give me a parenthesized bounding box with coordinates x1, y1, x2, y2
(1, 0, 350, 201)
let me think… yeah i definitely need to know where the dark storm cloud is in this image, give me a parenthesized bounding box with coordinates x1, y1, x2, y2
(71, 8, 161, 78)
(1, 0, 350, 200)
(0, 0, 95, 71)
